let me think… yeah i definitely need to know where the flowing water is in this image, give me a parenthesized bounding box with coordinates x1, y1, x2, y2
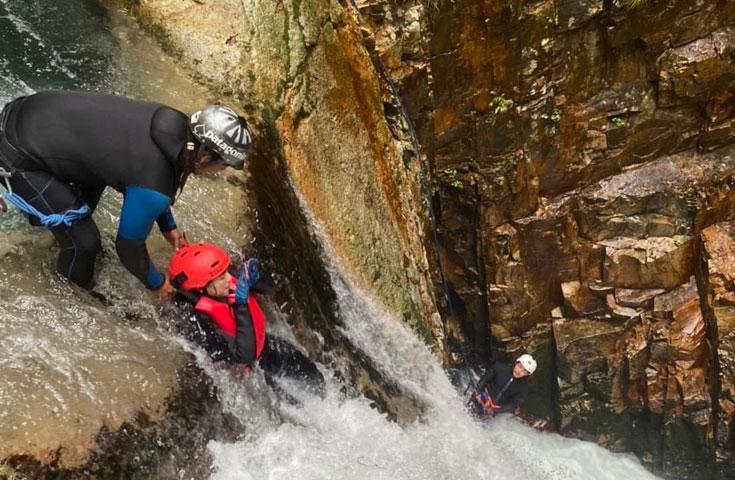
(0, 1, 661, 478)
(202, 193, 660, 480)
(0, 0, 245, 466)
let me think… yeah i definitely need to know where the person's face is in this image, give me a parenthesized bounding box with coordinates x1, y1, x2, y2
(193, 150, 228, 175)
(205, 271, 233, 297)
(513, 362, 530, 378)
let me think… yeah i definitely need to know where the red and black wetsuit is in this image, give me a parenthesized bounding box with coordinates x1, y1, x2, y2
(184, 274, 268, 365)
(176, 272, 324, 392)
(0, 91, 188, 289)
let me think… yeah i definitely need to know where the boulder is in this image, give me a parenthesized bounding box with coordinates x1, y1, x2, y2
(646, 278, 711, 423)
(658, 26, 735, 107)
(615, 288, 666, 308)
(701, 221, 735, 467)
(601, 236, 694, 289)
(553, 316, 634, 448)
(562, 280, 604, 315)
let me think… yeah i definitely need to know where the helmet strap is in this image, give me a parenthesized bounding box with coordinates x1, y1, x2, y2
(193, 143, 208, 169)
(172, 272, 188, 289)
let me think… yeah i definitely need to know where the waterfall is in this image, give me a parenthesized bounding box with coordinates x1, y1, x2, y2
(199, 190, 659, 480)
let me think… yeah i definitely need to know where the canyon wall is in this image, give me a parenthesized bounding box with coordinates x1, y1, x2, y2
(131, 0, 735, 476)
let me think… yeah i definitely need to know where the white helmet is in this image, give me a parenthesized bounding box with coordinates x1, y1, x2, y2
(516, 354, 537, 375)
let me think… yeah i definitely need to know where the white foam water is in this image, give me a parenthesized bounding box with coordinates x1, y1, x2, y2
(204, 285, 658, 480)
(202, 189, 659, 480)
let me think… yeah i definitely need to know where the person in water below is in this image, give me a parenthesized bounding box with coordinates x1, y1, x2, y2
(0, 90, 251, 296)
(168, 242, 324, 388)
(468, 354, 537, 418)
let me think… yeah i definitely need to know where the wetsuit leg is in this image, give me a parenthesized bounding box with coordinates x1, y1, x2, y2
(8, 171, 101, 288)
(77, 185, 106, 212)
(258, 336, 325, 393)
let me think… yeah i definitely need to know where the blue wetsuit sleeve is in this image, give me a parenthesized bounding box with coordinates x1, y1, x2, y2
(115, 186, 171, 289)
(155, 207, 177, 233)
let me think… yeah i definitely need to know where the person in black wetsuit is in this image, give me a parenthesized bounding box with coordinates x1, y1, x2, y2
(468, 354, 537, 418)
(167, 242, 324, 389)
(0, 91, 251, 296)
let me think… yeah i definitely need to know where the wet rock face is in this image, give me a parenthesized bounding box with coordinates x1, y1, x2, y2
(131, 0, 735, 476)
(134, 0, 442, 346)
(132, 0, 434, 425)
(701, 222, 735, 468)
(494, 146, 735, 475)
(2, 362, 240, 479)
(348, 0, 735, 475)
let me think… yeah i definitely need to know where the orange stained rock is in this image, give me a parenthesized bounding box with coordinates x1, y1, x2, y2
(701, 222, 735, 298)
(434, 106, 459, 136)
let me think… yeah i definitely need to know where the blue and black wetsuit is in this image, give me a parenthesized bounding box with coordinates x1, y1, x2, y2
(474, 362, 529, 415)
(0, 91, 188, 289)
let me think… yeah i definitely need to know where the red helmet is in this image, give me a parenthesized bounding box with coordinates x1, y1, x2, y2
(168, 243, 231, 290)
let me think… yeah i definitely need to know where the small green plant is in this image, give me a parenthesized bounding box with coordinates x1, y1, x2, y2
(500, 155, 517, 175)
(541, 108, 562, 123)
(625, 0, 649, 8)
(490, 91, 510, 115)
(442, 168, 464, 189)
(611, 116, 626, 128)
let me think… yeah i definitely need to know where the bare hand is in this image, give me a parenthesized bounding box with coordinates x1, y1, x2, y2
(163, 228, 188, 249)
(0, 197, 6, 213)
(155, 276, 176, 300)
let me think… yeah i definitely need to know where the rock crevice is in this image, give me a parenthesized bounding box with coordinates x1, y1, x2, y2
(128, 0, 735, 477)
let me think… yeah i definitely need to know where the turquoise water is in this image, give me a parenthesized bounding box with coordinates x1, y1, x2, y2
(0, 0, 114, 96)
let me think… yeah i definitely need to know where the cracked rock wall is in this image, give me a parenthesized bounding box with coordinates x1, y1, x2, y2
(131, 0, 735, 477)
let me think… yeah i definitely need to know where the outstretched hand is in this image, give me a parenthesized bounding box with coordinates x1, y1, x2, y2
(155, 276, 176, 300)
(163, 228, 188, 249)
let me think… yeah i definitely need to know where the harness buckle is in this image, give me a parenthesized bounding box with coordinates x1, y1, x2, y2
(0, 166, 12, 194)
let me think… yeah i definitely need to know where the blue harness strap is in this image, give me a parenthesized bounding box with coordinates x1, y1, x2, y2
(0, 167, 91, 228)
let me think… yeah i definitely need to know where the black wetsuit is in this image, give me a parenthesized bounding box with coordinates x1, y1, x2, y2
(475, 362, 529, 414)
(0, 91, 188, 289)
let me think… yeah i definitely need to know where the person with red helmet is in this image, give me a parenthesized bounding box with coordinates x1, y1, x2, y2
(168, 243, 324, 389)
(168, 242, 267, 365)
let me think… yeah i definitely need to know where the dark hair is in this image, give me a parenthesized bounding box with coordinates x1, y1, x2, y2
(173, 135, 206, 202)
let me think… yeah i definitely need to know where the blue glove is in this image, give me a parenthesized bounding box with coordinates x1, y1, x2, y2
(235, 258, 261, 304)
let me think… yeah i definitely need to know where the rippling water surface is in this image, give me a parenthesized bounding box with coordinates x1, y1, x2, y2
(0, 0, 244, 464)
